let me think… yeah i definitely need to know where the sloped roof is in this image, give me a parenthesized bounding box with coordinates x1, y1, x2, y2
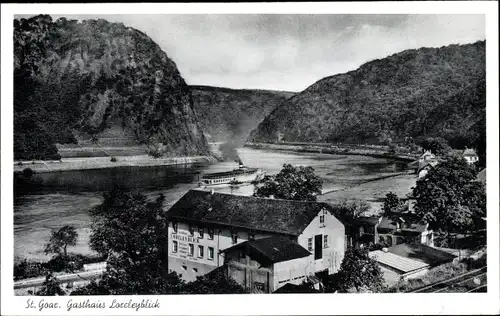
(273, 282, 320, 293)
(476, 168, 486, 184)
(387, 243, 456, 267)
(354, 216, 381, 226)
(166, 190, 342, 235)
(463, 148, 478, 157)
(222, 236, 311, 264)
(369, 250, 429, 274)
(378, 216, 427, 233)
(420, 150, 435, 159)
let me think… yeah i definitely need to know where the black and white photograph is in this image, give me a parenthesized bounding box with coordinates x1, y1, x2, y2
(1, 2, 499, 316)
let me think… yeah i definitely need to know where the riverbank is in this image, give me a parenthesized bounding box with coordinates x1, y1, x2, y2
(318, 173, 417, 213)
(245, 142, 418, 162)
(14, 155, 218, 173)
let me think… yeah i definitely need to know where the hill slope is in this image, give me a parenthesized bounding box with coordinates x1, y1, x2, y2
(249, 41, 486, 151)
(191, 85, 295, 143)
(14, 15, 208, 160)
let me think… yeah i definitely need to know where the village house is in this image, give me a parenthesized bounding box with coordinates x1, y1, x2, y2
(416, 150, 440, 178)
(222, 235, 320, 293)
(462, 148, 479, 165)
(165, 189, 345, 282)
(353, 213, 433, 248)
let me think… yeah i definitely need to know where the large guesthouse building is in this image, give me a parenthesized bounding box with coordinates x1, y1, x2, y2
(166, 190, 345, 282)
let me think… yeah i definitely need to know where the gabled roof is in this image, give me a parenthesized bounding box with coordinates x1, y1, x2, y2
(377, 216, 427, 233)
(166, 190, 342, 236)
(463, 148, 478, 157)
(370, 250, 429, 274)
(418, 160, 439, 172)
(387, 243, 456, 267)
(420, 150, 435, 158)
(354, 216, 381, 226)
(476, 168, 486, 184)
(273, 282, 320, 293)
(222, 236, 311, 264)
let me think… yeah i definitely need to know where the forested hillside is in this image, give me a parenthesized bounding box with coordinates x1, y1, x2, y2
(250, 41, 486, 153)
(191, 86, 295, 143)
(14, 15, 208, 160)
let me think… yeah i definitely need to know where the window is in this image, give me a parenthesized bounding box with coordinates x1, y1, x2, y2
(248, 233, 255, 241)
(208, 247, 214, 260)
(198, 227, 204, 239)
(198, 245, 204, 258)
(193, 268, 198, 273)
(231, 231, 238, 244)
(182, 265, 187, 271)
(323, 235, 328, 248)
(208, 228, 214, 240)
(172, 240, 178, 253)
(320, 215, 325, 224)
(189, 225, 195, 236)
(307, 237, 313, 251)
(172, 222, 178, 233)
(188, 243, 194, 256)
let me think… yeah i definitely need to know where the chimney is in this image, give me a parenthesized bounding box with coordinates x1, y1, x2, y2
(382, 247, 388, 253)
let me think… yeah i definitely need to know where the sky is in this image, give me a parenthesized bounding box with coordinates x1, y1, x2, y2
(24, 14, 485, 92)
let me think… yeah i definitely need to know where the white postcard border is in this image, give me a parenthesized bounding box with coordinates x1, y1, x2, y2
(1, 2, 499, 315)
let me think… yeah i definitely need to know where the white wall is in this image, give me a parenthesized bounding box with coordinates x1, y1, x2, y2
(167, 221, 273, 281)
(297, 209, 345, 274)
(273, 256, 315, 291)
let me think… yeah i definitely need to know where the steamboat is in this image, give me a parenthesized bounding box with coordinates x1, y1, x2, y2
(199, 161, 266, 187)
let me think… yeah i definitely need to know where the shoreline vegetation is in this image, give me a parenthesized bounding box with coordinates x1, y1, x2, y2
(13, 142, 418, 174)
(14, 155, 218, 174)
(245, 142, 419, 162)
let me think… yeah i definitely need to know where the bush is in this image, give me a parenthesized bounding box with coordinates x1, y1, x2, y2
(14, 254, 107, 280)
(14, 259, 49, 281)
(110, 157, 117, 162)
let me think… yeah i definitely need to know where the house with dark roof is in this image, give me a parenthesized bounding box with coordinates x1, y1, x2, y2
(377, 215, 433, 247)
(353, 213, 433, 248)
(165, 189, 345, 282)
(221, 236, 319, 293)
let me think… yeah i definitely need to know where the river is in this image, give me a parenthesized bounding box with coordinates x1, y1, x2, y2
(14, 147, 409, 261)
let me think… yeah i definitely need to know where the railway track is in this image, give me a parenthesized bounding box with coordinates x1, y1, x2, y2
(408, 266, 487, 293)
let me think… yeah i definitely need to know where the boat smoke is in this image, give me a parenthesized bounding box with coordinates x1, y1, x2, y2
(219, 139, 244, 164)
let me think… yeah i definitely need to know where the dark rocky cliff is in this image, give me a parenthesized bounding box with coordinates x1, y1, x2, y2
(14, 15, 208, 160)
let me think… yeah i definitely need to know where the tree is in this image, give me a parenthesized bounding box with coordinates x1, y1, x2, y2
(69, 280, 110, 295)
(254, 164, 322, 201)
(329, 199, 371, 246)
(418, 137, 452, 156)
(413, 156, 485, 237)
(44, 225, 78, 258)
(181, 273, 246, 294)
(335, 247, 384, 293)
(383, 192, 403, 215)
(88, 187, 173, 294)
(36, 273, 65, 296)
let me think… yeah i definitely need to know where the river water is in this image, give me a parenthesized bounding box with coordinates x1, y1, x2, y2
(14, 147, 407, 261)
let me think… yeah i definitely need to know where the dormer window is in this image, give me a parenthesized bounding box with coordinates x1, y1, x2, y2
(172, 222, 178, 233)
